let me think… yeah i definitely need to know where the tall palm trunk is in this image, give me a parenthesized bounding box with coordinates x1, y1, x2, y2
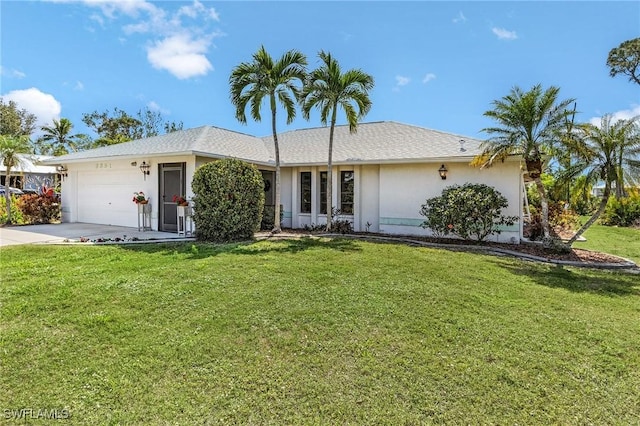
(325, 107, 338, 232)
(4, 169, 12, 223)
(533, 176, 550, 240)
(527, 156, 551, 240)
(567, 183, 611, 245)
(615, 147, 626, 199)
(270, 97, 282, 233)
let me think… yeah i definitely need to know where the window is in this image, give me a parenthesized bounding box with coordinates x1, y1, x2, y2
(320, 172, 327, 214)
(340, 171, 354, 215)
(300, 172, 311, 213)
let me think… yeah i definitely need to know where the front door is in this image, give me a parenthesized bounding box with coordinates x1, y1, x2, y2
(159, 163, 185, 232)
(260, 170, 274, 205)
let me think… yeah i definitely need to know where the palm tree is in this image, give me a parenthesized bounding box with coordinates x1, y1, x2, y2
(301, 51, 374, 231)
(0, 134, 31, 223)
(229, 46, 307, 233)
(37, 118, 86, 155)
(473, 84, 575, 242)
(561, 115, 640, 245)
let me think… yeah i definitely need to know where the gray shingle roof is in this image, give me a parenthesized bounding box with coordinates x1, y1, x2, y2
(271, 121, 482, 165)
(47, 126, 271, 164)
(46, 121, 483, 165)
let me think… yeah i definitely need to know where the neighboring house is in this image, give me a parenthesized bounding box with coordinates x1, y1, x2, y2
(1, 154, 57, 193)
(592, 183, 639, 198)
(44, 121, 524, 242)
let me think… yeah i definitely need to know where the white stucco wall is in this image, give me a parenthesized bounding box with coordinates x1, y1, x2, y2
(61, 155, 522, 242)
(61, 156, 195, 230)
(378, 161, 522, 243)
(358, 164, 380, 233)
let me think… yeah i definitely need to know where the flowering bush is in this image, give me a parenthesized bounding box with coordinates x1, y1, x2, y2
(132, 191, 148, 204)
(173, 195, 188, 206)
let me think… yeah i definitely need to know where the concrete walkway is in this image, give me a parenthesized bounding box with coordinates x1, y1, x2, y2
(0, 223, 192, 247)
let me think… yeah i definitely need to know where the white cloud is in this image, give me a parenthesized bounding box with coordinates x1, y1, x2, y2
(147, 34, 213, 79)
(50, 0, 222, 80)
(178, 0, 219, 21)
(81, 0, 160, 19)
(74, 81, 85, 91)
(147, 100, 170, 115)
(393, 75, 410, 92)
(422, 73, 436, 84)
(453, 11, 467, 24)
(396, 76, 410, 86)
(492, 27, 518, 40)
(2, 88, 61, 128)
(589, 105, 640, 126)
(0, 66, 26, 79)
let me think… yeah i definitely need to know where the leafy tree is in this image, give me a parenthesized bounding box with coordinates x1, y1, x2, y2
(229, 45, 307, 233)
(472, 84, 575, 243)
(0, 135, 31, 223)
(163, 120, 184, 134)
(0, 98, 37, 137)
(82, 108, 143, 147)
(36, 118, 88, 156)
(301, 50, 374, 231)
(560, 114, 640, 245)
(419, 183, 518, 242)
(82, 107, 183, 147)
(192, 158, 265, 242)
(138, 108, 183, 138)
(607, 38, 640, 85)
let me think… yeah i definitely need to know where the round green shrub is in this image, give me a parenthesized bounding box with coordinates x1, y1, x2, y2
(192, 158, 265, 242)
(419, 183, 518, 242)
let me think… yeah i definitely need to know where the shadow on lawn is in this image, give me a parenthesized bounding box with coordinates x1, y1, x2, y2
(493, 259, 640, 297)
(119, 236, 361, 260)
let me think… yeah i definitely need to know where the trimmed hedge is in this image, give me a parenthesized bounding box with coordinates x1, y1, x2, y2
(192, 158, 265, 242)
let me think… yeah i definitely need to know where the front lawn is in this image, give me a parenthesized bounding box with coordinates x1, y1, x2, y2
(1, 239, 639, 424)
(574, 220, 640, 264)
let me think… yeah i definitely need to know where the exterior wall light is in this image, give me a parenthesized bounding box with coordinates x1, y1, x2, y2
(56, 165, 68, 180)
(438, 164, 448, 180)
(139, 161, 150, 180)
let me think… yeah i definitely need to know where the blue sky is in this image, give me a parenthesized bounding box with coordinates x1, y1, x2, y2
(1, 1, 639, 142)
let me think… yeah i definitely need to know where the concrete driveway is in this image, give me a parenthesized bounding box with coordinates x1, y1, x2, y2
(0, 223, 192, 247)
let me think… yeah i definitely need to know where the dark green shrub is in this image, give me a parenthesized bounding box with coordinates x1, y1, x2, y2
(192, 158, 265, 242)
(16, 193, 60, 224)
(260, 204, 283, 231)
(601, 193, 640, 227)
(420, 183, 518, 242)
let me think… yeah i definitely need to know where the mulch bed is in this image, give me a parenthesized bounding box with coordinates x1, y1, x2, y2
(268, 229, 636, 268)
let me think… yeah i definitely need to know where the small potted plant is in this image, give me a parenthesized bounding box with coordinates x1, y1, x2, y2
(132, 191, 148, 204)
(173, 195, 189, 206)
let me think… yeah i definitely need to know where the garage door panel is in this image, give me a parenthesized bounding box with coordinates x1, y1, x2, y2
(77, 171, 146, 227)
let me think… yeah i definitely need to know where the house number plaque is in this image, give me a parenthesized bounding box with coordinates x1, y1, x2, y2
(95, 163, 112, 169)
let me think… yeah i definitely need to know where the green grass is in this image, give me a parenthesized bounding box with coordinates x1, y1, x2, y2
(1, 239, 639, 424)
(573, 218, 640, 264)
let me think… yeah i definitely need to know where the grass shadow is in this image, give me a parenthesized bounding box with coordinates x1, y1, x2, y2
(492, 258, 640, 297)
(116, 236, 361, 260)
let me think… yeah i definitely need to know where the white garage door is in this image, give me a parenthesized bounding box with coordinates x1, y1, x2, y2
(77, 170, 145, 227)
